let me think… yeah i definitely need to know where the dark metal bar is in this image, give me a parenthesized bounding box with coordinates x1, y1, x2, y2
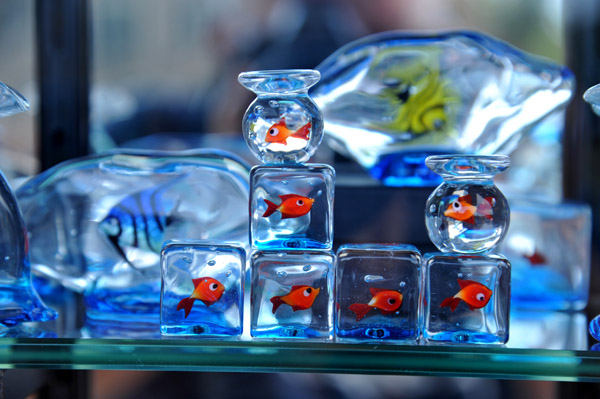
(36, 0, 90, 171)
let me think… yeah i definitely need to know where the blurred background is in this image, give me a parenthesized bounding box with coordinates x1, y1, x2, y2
(2, 0, 600, 398)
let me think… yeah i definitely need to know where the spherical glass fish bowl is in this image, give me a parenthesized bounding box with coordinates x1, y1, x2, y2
(238, 69, 324, 164)
(424, 155, 510, 253)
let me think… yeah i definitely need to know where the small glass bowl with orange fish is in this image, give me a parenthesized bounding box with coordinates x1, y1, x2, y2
(424, 155, 510, 253)
(238, 69, 324, 164)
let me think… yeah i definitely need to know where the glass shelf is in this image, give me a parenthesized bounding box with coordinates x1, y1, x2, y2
(1, 337, 600, 382)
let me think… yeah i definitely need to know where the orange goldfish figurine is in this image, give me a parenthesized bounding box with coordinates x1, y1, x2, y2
(265, 117, 311, 145)
(348, 288, 403, 321)
(270, 285, 320, 313)
(177, 277, 225, 318)
(440, 279, 493, 312)
(444, 194, 495, 224)
(263, 194, 314, 219)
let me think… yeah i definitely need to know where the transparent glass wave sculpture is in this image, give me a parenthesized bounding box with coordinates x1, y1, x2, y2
(311, 30, 574, 186)
(16, 149, 250, 335)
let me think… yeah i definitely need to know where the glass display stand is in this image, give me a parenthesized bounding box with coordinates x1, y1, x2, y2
(0, 336, 600, 381)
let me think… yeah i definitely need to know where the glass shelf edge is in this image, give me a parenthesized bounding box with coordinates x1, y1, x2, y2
(0, 338, 599, 381)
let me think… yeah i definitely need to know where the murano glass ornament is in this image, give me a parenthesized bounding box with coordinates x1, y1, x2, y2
(238, 70, 324, 164)
(424, 155, 510, 253)
(0, 82, 57, 326)
(311, 30, 573, 186)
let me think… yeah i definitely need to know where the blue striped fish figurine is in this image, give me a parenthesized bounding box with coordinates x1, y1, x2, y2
(100, 182, 179, 270)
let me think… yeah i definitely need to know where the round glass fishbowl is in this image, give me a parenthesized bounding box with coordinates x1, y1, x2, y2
(238, 70, 324, 164)
(424, 155, 510, 253)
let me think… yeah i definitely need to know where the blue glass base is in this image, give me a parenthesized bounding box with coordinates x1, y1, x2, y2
(425, 330, 506, 345)
(336, 327, 418, 342)
(0, 283, 57, 327)
(84, 283, 161, 338)
(161, 323, 241, 338)
(254, 238, 329, 250)
(251, 325, 331, 340)
(369, 150, 449, 187)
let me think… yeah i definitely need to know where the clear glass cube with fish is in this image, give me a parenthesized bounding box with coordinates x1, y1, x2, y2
(498, 199, 591, 311)
(335, 244, 421, 343)
(160, 241, 244, 338)
(424, 155, 511, 253)
(238, 70, 324, 164)
(250, 250, 334, 340)
(250, 164, 334, 250)
(421, 253, 510, 345)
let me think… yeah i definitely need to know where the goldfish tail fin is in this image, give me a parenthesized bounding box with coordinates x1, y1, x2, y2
(177, 297, 196, 318)
(348, 303, 372, 321)
(270, 296, 284, 314)
(440, 296, 461, 312)
(291, 122, 311, 140)
(262, 199, 278, 218)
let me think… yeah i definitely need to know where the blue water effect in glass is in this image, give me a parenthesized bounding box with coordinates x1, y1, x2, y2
(250, 164, 334, 250)
(251, 250, 334, 341)
(335, 244, 421, 343)
(590, 315, 600, 341)
(422, 253, 510, 345)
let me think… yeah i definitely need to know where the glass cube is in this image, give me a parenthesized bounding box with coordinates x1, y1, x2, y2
(250, 250, 334, 340)
(250, 164, 334, 250)
(498, 200, 591, 310)
(160, 241, 244, 338)
(335, 244, 421, 343)
(421, 253, 510, 345)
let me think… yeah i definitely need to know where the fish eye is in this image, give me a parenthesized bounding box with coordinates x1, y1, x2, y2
(296, 199, 304, 206)
(476, 293, 485, 301)
(388, 298, 396, 305)
(209, 283, 219, 291)
(304, 288, 311, 297)
(269, 128, 279, 136)
(452, 200, 461, 209)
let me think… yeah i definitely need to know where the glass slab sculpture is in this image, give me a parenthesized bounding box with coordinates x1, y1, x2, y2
(0, 81, 57, 326)
(311, 30, 574, 186)
(499, 200, 591, 311)
(16, 149, 250, 337)
(160, 241, 244, 339)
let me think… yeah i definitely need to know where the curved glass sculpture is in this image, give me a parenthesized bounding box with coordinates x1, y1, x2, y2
(424, 155, 510, 253)
(0, 82, 57, 326)
(238, 69, 324, 164)
(312, 31, 574, 186)
(584, 83, 600, 116)
(16, 149, 250, 336)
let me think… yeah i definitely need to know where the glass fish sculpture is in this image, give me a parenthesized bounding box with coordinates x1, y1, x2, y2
(311, 30, 574, 186)
(16, 149, 250, 337)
